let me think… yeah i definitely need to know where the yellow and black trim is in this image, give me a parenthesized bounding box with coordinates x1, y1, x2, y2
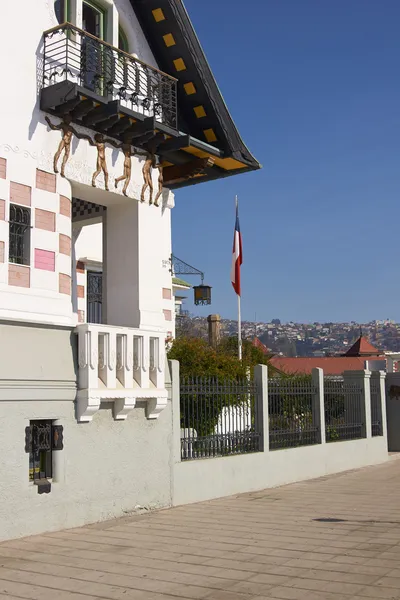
(132, 0, 261, 187)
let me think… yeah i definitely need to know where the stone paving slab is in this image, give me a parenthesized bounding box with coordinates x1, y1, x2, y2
(2, 459, 400, 599)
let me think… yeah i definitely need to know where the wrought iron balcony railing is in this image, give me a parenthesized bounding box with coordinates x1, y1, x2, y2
(42, 23, 178, 129)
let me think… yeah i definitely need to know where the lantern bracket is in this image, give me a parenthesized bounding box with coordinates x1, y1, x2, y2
(170, 254, 204, 284)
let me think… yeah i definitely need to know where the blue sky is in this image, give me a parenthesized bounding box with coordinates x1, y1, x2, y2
(172, 0, 400, 324)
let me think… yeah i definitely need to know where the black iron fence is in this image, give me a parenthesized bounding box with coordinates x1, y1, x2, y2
(42, 23, 178, 129)
(180, 377, 261, 460)
(370, 380, 383, 437)
(324, 377, 365, 442)
(268, 377, 319, 450)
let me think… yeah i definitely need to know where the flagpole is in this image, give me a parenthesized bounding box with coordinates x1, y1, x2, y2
(235, 195, 242, 361)
(238, 293, 242, 361)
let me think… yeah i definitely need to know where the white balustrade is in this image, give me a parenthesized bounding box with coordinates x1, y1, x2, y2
(76, 324, 168, 423)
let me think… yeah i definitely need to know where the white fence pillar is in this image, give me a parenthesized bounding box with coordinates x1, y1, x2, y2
(370, 370, 387, 439)
(385, 372, 400, 451)
(169, 359, 181, 463)
(343, 370, 372, 439)
(312, 367, 325, 444)
(254, 364, 269, 453)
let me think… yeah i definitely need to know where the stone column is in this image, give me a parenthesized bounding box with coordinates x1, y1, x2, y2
(207, 314, 221, 348)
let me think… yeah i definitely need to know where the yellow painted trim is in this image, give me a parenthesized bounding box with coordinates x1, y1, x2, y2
(173, 58, 186, 72)
(183, 82, 196, 95)
(163, 33, 176, 47)
(152, 8, 165, 22)
(182, 146, 246, 171)
(193, 105, 206, 118)
(203, 128, 217, 143)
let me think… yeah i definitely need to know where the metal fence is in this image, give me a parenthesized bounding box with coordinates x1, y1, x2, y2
(268, 377, 319, 450)
(324, 377, 365, 442)
(370, 380, 383, 437)
(180, 377, 261, 460)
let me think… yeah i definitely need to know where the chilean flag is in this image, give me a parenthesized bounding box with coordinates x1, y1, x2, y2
(231, 199, 243, 296)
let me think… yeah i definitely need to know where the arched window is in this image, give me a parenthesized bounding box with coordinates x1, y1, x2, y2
(118, 28, 129, 53)
(54, 0, 66, 24)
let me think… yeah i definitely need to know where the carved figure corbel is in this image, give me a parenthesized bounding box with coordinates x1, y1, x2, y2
(45, 115, 88, 177)
(85, 133, 110, 191)
(106, 136, 134, 197)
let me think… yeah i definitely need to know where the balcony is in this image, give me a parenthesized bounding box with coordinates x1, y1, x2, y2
(76, 323, 167, 422)
(41, 23, 178, 141)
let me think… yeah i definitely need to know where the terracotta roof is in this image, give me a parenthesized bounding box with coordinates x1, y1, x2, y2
(343, 336, 381, 357)
(252, 337, 269, 355)
(270, 355, 386, 376)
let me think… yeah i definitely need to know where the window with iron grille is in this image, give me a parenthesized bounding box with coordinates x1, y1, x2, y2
(25, 420, 63, 482)
(9, 204, 31, 265)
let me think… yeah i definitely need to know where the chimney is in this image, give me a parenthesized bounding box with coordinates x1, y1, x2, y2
(207, 314, 221, 348)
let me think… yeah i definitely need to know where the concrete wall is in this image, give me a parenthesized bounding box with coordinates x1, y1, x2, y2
(173, 437, 388, 506)
(0, 322, 173, 542)
(170, 362, 389, 506)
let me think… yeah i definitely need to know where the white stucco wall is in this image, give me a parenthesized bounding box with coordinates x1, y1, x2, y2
(75, 223, 103, 262)
(0, 398, 172, 542)
(173, 437, 389, 506)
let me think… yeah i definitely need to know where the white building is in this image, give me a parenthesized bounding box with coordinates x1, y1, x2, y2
(0, 0, 259, 540)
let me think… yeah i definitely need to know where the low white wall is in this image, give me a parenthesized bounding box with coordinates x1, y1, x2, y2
(173, 437, 388, 506)
(0, 399, 172, 542)
(170, 361, 389, 506)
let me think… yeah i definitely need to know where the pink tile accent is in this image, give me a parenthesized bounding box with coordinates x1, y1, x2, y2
(9, 264, 30, 288)
(60, 195, 71, 218)
(77, 285, 84, 298)
(59, 233, 71, 256)
(76, 261, 85, 274)
(162, 287, 172, 300)
(0, 241, 4, 263)
(35, 249, 55, 272)
(59, 273, 71, 295)
(0, 158, 6, 179)
(0, 200, 5, 221)
(78, 310, 85, 323)
(163, 309, 172, 321)
(36, 169, 56, 193)
(35, 208, 55, 232)
(10, 182, 31, 207)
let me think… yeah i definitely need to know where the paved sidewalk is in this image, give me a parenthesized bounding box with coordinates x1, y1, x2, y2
(2, 460, 400, 599)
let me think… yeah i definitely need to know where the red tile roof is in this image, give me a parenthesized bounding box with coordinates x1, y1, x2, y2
(270, 355, 385, 375)
(343, 335, 381, 357)
(252, 337, 270, 354)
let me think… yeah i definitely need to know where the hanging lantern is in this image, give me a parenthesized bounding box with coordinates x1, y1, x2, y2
(193, 284, 212, 306)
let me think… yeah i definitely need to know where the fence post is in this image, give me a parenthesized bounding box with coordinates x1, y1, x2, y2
(254, 364, 269, 452)
(343, 369, 371, 439)
(379, 371, 388, 442)
(312, 368, 325, 444)
(168, 359, 181, 463)
(370, 370, 387, 438)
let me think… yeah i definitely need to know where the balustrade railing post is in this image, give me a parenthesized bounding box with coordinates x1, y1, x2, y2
(254, 364, 269, 452)
(312, 368, 325, 444)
